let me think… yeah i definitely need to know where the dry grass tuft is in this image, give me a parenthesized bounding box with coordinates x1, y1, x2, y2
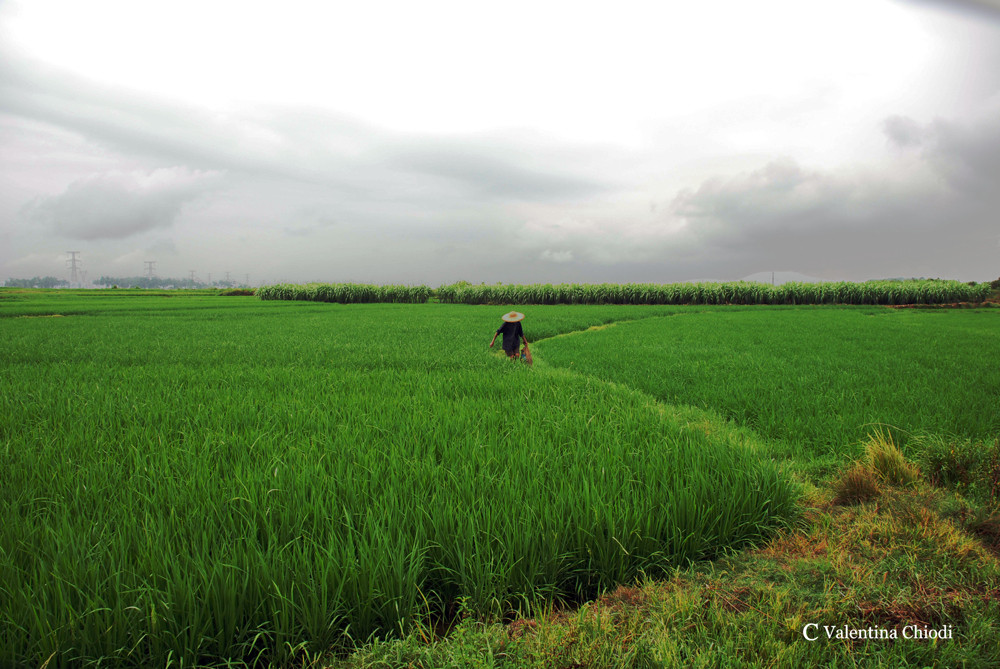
(597, 584, 648, 612)
(833, 463, 881, 505)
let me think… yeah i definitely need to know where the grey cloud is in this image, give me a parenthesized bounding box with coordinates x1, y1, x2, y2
(282, 205, 341, 237)
(903, 0, 1000, 21)
(381, 142, 606, 201)
(661, 110, 1000, 280)
(146, 238, 179, 256)
(283, 226, 316, 237)
(5, 26, 999, 285)
(506, 108, 1000, 282)
(26, 167, 221, 240)
(539, 249, 574, 263)
(0, 53, 379, 193)
(0, 49, 614, 209)
(671, 158, 850, 237)
(877, 109, 1000, 194)
(924, 110, 1000, 193)
(0, 50, 621, 280)
(882, 115, 925, 148)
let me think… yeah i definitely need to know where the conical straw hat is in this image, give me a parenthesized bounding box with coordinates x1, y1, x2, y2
(501, 311, 525, 322)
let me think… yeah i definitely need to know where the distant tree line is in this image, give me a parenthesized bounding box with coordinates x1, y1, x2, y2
(4, 276, 69, 288)
(95, 276, 240, 289)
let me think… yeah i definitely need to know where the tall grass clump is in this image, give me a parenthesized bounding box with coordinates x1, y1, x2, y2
(863, 429, 920, 486)
(436, 280, 990, 306)
(833, 430, 920, 504)
(256, 282, 431, 303)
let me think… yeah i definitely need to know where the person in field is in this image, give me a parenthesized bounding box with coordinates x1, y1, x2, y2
(489, 311, 530, 361)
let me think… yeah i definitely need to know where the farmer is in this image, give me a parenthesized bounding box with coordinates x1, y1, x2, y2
(489, 311, 529, 360)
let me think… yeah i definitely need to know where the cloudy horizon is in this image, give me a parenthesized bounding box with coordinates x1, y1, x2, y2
(2, 0, 999, 287)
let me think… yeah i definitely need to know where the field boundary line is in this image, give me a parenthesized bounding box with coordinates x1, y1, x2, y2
(532, 340, 786, 464)
(532, 311, 706, 344)
(530, 310, 794, 461)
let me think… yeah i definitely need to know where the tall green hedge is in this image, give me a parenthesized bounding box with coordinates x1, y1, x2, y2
(435, 280, 990, 306)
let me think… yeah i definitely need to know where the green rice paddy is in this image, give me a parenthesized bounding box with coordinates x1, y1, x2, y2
(536, 307, 1000, 464)
(2, 289, 998, 667)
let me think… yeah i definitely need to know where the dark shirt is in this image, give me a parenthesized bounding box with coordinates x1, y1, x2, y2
(496, 321, 524, 351)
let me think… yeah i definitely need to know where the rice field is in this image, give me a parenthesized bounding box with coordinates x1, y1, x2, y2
(2, 289, 997, 667)
(536, 307, 1000, 462)
(1, 293, 791, 668)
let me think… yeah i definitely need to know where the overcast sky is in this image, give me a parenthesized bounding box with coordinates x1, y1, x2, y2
(1, 0, 999, 286)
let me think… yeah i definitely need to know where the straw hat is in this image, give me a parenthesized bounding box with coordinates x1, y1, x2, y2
(501, 311, 525, 322)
